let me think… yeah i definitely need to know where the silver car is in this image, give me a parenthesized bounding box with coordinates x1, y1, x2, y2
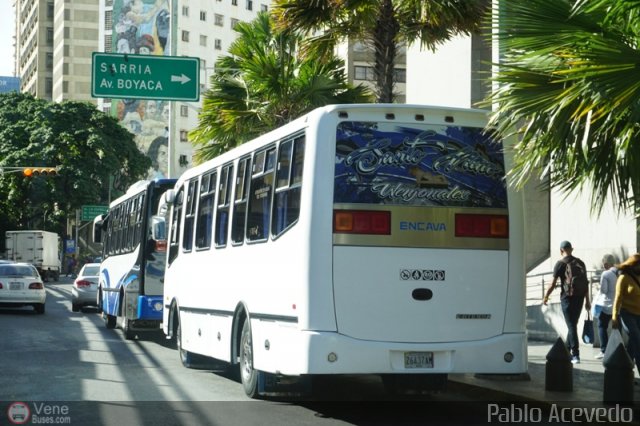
(0, 263, 46, 314)
(71, 263, 100, 312)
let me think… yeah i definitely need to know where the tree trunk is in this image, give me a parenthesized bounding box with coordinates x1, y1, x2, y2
(373, 0, 399, 103)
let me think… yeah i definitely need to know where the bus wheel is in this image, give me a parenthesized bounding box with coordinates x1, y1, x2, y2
(103, 312, 116, 329)
(240, 320, 260, 398)
(120, 295, 135, 340)
(176, 316, 195, 368)
(96, 289, 103, 314)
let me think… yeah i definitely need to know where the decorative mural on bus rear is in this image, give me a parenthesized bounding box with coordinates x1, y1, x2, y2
(334, 122, 507, 208)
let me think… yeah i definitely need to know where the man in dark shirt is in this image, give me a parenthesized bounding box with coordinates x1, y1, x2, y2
(542, 241, 591, 363)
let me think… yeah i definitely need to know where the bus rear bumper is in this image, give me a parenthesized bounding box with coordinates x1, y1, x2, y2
(136, 295, 164, 321)
(253, 327, 527, 376)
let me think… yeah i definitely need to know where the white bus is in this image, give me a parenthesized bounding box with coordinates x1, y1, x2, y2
(93, 178, 176, 339)
(162, 104, 526, 397)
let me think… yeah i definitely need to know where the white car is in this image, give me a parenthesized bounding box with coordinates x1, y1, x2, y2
(0, 263, 46, 314)
(71, 263, 100, 312)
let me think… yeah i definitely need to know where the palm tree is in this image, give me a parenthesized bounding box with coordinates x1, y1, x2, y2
(189, 12, 372, 163)
(486, 0, 640, 215)
(271, 0, 489, 103)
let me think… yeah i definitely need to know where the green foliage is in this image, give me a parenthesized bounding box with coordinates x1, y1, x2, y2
(0, 92, 150, 238)
(272, 0, 489, 102)
(485, 0, 640, 216)
(189, 12, 373, 163)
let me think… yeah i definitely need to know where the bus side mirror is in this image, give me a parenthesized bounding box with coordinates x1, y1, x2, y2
(164, 189, 176, 205)
(92, 214, 105, 244)
(150, 216, 167, 252)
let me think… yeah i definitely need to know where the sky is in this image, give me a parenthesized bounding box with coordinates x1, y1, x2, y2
(0, 2, 15, 77)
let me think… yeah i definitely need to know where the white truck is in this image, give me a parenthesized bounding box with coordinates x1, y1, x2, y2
(5, 230, 61, 281)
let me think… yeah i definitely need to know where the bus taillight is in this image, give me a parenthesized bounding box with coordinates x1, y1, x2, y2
(155, 240, 168, 252)
(455, 213, 509, 238)
(333, 210, 391, 235)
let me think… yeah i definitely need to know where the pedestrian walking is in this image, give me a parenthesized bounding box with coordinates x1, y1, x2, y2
(592, 254, 617, 359)
(612, 253, 640, 374)
(543, 241, 591, 363)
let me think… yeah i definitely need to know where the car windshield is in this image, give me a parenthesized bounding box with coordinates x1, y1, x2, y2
(81, 266, 100, 276)
(0, 265, 38, 277)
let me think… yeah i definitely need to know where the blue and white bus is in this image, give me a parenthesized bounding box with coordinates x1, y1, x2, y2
(161, 104, 526, 397)
(93, 178, 176, 339)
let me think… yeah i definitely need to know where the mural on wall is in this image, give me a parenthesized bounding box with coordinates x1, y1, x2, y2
(112, 0, 171, 179)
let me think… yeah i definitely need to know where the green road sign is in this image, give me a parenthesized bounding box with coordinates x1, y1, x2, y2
(82, 205, 109, 222)
(91, 52, 200, 101)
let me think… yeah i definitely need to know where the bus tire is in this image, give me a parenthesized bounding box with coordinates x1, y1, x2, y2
(103, 312, 116, 329)
(239, 319, 260, 398)
(176, 316, 196, 368)
(96, 288, 103, 314)
(120, 294, 135, 340)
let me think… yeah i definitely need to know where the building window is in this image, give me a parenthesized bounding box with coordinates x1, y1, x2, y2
(200, 11, 206, 21)
(63, 63, 69, 75)
(246, 0, 253, 10)
(62, 81, 69, 93)
(200, 35, 207, 47)
(232, 0, 238, 5)
(394, 68, 407, 83)
(46, 53, 53, 70)
(354, 65, 375, 81)
(64, 8, 71, 20)
(182, 6, 189, 16)
(180, 130, 189, 142)
(105, 10, 113, 29)
(47, 2, 54, 18)
(214, 39, 222, 50)
(45, 78, 53, 96)
(215, 14, 224, 26)
(47, 28, 54, 45)
(261, 4, 268, 11)
(104, 35, 112, 52)
(180, 105, 188, 117)
(182, 31, 189, 42)
(231, 18, 239, 29)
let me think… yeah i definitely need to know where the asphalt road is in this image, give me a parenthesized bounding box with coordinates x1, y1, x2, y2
(0, 278, 546, 426)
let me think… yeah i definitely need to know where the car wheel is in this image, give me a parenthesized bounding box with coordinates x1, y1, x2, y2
(34, 303, 45, 314)
(240, 319, 261, 398)
(72, 303, 80, 313)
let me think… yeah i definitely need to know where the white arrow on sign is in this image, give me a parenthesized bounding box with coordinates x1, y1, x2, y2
(171, 74, 191, 84)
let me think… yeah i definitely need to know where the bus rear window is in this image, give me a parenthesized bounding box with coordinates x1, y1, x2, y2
(334, 121, 506, 208)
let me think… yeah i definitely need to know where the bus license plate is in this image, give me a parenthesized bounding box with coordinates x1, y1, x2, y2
(404, 351, 434, 369)
(10, 282, 23, 290)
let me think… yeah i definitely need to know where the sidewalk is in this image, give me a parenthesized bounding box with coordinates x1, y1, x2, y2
(448, 338, 640, 406)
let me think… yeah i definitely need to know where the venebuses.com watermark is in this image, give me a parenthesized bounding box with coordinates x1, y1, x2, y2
(7, 402, 71, 425)
(488, 403, 634, 423)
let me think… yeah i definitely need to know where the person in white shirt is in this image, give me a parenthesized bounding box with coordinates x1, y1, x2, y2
(593, 253, 617, 359)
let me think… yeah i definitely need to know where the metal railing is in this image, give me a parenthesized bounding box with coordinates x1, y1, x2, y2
(525, 269, 602, 306)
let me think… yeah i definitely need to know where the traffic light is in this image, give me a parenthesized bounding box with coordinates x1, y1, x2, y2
(22, 167, 58, 177)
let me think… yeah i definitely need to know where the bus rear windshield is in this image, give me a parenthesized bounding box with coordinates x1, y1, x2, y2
(334, 121, 507, 208)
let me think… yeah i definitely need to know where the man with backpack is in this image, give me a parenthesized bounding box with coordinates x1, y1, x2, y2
(542, 241, 591, 363)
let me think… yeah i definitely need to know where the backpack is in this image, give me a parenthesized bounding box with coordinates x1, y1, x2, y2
(562, 257, 589, 297)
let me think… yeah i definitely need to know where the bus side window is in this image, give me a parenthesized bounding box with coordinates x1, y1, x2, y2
(231, 157, 250, 245)
(215, 163, 233, 247)
(182, 179, 199, 252)
(247, 147, 276, 242)
(272, 135, 305, 237)
(168, 188, 184, 265)
(195, 171, 216, 250)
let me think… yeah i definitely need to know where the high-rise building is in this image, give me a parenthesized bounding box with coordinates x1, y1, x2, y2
(15, 0, 56, 100)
